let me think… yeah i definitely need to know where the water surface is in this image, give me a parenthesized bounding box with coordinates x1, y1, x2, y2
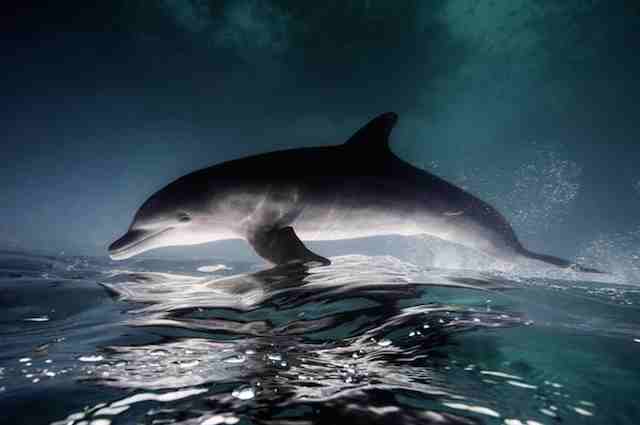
(1, 251, 639, 425)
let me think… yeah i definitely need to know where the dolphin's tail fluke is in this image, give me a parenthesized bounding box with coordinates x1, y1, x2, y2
(518, 248, 605, 274)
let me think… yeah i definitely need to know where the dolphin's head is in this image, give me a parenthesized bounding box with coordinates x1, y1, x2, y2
(108, 193, 193, 260)
(108, 177, 238, 260)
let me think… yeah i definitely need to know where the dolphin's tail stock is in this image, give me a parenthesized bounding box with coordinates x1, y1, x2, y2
(518, 247, 605, 274)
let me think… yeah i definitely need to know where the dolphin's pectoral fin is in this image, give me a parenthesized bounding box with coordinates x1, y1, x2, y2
(248, 226, 331, 267)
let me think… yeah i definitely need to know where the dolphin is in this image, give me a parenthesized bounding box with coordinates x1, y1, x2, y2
(109, 112, 601, 273)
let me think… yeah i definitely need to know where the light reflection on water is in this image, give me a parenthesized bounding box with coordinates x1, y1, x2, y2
(1, 252, 640, 424)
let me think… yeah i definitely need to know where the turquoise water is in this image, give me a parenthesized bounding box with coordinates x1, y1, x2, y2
(1, 251, 639, 425)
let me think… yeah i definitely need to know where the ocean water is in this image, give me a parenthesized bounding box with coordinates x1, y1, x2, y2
(1, 250, 640, 425)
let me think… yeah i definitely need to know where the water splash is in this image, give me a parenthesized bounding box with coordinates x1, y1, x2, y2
(577, 227, 640, 284)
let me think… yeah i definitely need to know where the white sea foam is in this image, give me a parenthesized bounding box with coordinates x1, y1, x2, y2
(197, 264, 232, 273)
(111, 388, 208, 407)
(443, 402, 501, 418)
(480, 370, 523, 380)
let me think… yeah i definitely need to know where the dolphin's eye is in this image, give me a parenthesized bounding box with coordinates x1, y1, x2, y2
(177, 213, 191, 223)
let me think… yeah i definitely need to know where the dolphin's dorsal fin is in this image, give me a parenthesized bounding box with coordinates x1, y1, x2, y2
(343, 112, 398, 151)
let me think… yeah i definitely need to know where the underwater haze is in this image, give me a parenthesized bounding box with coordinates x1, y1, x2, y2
(2, 1, 640, 424)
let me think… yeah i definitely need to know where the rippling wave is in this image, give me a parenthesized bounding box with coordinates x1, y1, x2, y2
(1, 251, 639, 425)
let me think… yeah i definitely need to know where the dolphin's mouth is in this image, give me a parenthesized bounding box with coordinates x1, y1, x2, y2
(108, 227, 173, 260)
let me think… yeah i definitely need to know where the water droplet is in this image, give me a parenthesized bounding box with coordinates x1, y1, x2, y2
(267, 353, 282, 361)
(442, 402, 501, 418)
(24, 316, 49, 322)
(201, 415, 240, 425)
(540, 408, 557, 417)
(573, 406, 593, 416)
(377, 339, 392, 347)
(232, 386, 255, 400)
(507, 380, 537, 389)
(67, 412, 86, 421)
(19, 358, 31, 363)
(93, 405, 130, 416)
(479, 371, 520, 381)
(197, 264, 232, 273)
(79, 355, 104, 362)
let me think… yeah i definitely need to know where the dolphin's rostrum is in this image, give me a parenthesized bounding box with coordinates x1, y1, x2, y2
(109, 112, 601, 273)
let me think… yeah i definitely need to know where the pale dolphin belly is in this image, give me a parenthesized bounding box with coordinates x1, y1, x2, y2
(289, 175, 521, 258)
(293, 202, 497, 254)
(294, 206, 427, 241)
(290, 176, 457, 242)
